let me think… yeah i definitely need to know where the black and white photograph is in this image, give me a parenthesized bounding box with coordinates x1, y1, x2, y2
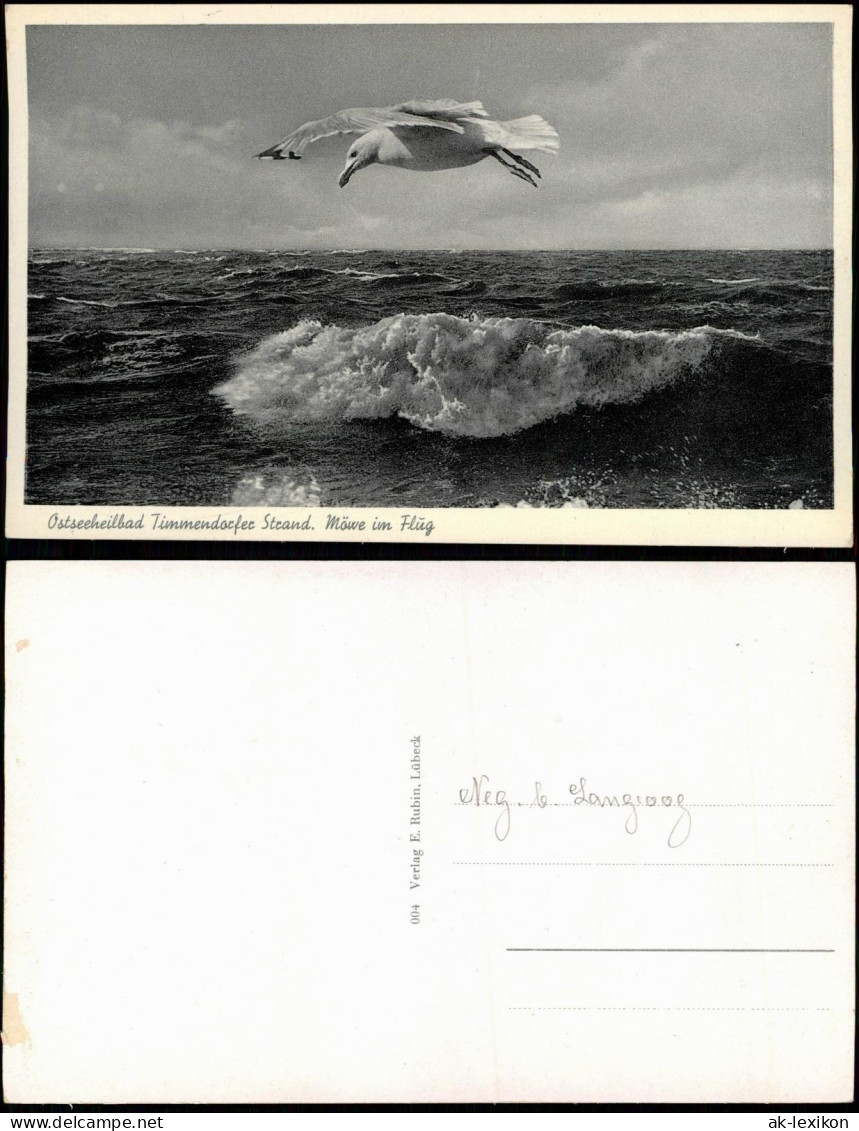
(5, 5, 852, 542)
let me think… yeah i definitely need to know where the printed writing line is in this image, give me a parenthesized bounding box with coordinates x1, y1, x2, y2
(506, 948, 834, 953)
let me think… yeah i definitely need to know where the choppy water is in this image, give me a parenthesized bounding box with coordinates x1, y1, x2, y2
(27, 248, 833, 509)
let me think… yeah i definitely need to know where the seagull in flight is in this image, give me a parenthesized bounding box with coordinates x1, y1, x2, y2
(256, 99, 559, 188)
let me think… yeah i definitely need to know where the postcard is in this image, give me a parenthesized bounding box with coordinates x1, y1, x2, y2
(4, 561, 854, 1102)
(4, 4, 853, 545)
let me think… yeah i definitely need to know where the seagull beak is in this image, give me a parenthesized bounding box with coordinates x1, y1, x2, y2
(338, 159, 359, 188)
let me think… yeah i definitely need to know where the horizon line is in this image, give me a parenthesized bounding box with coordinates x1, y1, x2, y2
(29, 245, 834, 254)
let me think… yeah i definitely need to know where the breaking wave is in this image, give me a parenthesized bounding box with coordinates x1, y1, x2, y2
(275, 265, 458, 286)
(57, 295, 119, 307)
(215, 312, 751, 439)
(57, 293, 212, 309)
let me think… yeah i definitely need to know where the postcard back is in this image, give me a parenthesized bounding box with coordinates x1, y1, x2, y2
(3, 561, 854, 1102)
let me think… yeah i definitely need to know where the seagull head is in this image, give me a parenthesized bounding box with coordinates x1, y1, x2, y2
(339, 133, 381, 187)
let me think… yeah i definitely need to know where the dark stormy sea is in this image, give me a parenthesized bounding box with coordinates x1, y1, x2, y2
(27, 248, 833, 509)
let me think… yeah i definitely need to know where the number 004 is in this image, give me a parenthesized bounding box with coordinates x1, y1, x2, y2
(410, 905, 420, 924)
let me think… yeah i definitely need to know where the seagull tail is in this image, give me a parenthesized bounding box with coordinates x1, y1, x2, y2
(500, 115, 559, 155)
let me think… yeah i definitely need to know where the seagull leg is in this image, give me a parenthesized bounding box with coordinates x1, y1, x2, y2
(508, 166, 538, 187)
(501, 149, 542, 178)
(485, 149, 539, 188)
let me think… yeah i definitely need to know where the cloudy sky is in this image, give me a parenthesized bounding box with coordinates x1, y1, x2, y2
(27, 20, 833, 250)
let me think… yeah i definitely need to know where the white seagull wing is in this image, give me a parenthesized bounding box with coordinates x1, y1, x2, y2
(392, 99, 490, 121)
(256, 106, 465, 160)
(475, 114, 560, 155)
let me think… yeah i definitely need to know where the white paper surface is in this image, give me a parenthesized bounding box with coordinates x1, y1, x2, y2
(3, 561, 855, 1102)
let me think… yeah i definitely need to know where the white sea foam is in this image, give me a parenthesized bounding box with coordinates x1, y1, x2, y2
(500, 496, 590, 509)
(57, 296, 119, 307)
(231, 471, 322, 506)
(216, 268, 257, 281)
(329, 267, 401, 282)
(216, 313, 744, 439)
(90, 247, 158, 253)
